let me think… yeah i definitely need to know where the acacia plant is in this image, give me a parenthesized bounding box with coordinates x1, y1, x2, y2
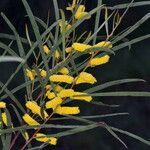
(0, 0, 150, 149)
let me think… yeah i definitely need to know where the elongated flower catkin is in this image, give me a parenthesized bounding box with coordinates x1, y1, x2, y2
(49, 75, 74, 84)
(89, 55, 110, 67)
(26, 69, 35, 81)
(72, 43, 91, 52)
(71, 92, 92, 102)
(23, 114, 40, 126)
(2, 112, 7, 126)
(43, 45, 50, 54)
(93, 41, 112, 49)
(57, 89, 75, 98)
(75, 72, 97, 84)
(46, 91, 56, 99)
(35, 133, 57, 145)
(75, 5, 90, 20)
(0, 102, 6, 108)
(55, 106, 80, 115)
(45, 97, 63, 109)
(59, 67, 69, 75)
(26, 101, 48, 119)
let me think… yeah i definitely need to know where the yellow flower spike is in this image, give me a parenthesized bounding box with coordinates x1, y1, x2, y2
(26, 101, 48, 119)
(40, 69, 47, 77)
(46, 91, 56, 99)
(0, 102, 6, 108)
(59, 20, 72, 33)
(49, 75, 74, 84)
(45, 84, 52, 91)
(55, 106, 80, 115)
(65, 47, 73, 53)
(72, 43, 92, 52)
(45, 97, 63, 109)
(89, 55, 110, 67)
(75, 72, 97, 84)
(57, 89, 75, 98)
(75, 5, 90, 20)
(59, 67, 69, 75)
(2, 112, 7, 126)
(23, 114, 40, 126)
(66, 0, 78, 11)
(35, 133, 57, 145)
(54, 85, 63, 92)
(26, 69, 35, 81)
(93, 41, 112, 49)
(71, 92, 92, 102)
(55, 50, 60, 60)
(43, 45, 50, 54)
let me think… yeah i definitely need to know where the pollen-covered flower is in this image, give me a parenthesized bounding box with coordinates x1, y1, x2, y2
(0, 102, 6, 108)
(49, 75, 74, 84)
(93, 41, 112, 49)
(45, 97, 63, 109)
(55, 106, 80, 115)
(54, 85, 63, 92)
(35, 133, 57, 145)
(43, 45, 50, 54)
(57, 89, 75, 98)
(75, 72, 97, 84)
(75, 5, 90, 20)
(26, 69, 36, 81)
(71, 92, 93, 102)
(23, 114, 40, 126)
(89, 55, 110, 67)
(72, 43, 91, 52)
(46, 91, 56, 99)
(59, 67, 69, 75)
(26, 101, 48, 119)
(2, 112, 7, 126)
(46, 84, 52, 91)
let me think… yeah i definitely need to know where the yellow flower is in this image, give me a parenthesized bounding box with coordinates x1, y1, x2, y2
(66, 0, 78, 11)
(45, 97, 63, 109)
(55, 106, 80, 115)
(2, 112, 7, 126)
(45, 84, 52, 91)
(55, 50, 60, 60)
(26, 101, 48, 119)
(54, 85, 63, 92)
(57, 89, 75, 98)
(65, 47, 73, 53)
(59, 20, 72, 33)
(72, 43, 91, 52)
(43, 45, 50, 54)
(59, 67, 69, 75)
(89, 55, 110, 67)
(46, 91, 56, 99)
(71, 92, 92, 102)
(23, 114, 40, 126)
(49, 75, 74, 84)
(93, 41, 112, 49)
(40, 69, 47, 77)
(75, 72, 97, 84)
(35, 133, 57, 145)
(75, 5, 90, 20)
(0, 102, 6, 108)
(26, 69, 36, 81)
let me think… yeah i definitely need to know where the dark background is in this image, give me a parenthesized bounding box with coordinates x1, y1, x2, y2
(0, 0, 150, 150)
